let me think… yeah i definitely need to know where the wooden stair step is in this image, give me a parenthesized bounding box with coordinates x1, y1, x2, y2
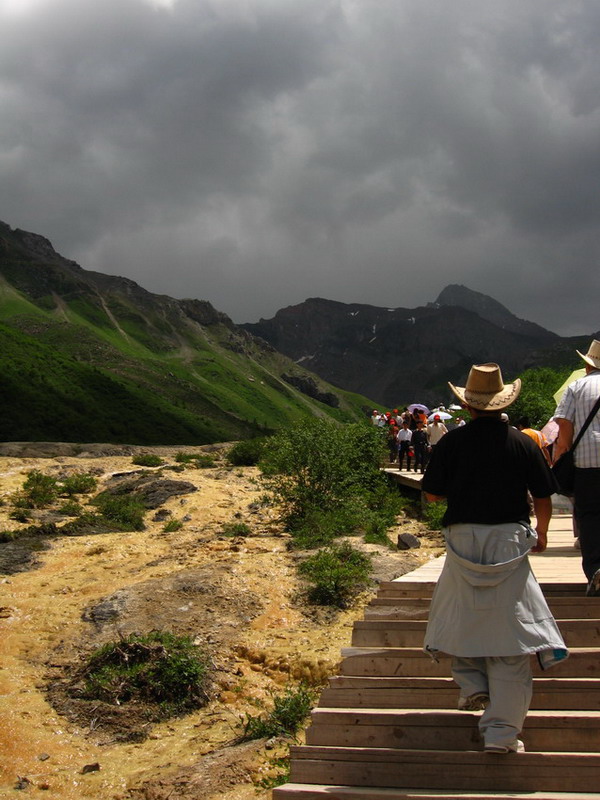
(274, 785, 600, 800)
(289, 746, 600, 793)
(376, 581, 588, 599)
(321, 676, 600, 710)
(340, 648, 600, 678)
(351, 619, 600, 648)
(305, 708, 600, 751)
(365, 597, 600, 621)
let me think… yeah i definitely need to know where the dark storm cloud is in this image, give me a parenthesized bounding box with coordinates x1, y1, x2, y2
(1, 0, 599, 336)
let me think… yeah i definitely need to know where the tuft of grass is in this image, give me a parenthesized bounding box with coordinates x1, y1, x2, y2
(174, 451, 196, 463)
(80, 631, 211, 714)
(193, 454, 216, 468)
(256, 756, 291, 790)
(9, 508, 31, 523)
(163, 518, 183, 532)
(92, 494, 146, 531)
(132, 453, 163, 467)
(298, 541, 372, 608)
(221, 522, 252, 537)
(0, 522, 59, 543)
(59, 473, 97, 495)
(58, 500, 83, 516)
(240, 684, 316, 741)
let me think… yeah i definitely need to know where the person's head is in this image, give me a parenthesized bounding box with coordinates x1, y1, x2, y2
(577, 339, 600, 372)
(500, 412, 510, 423)
(417, 420, 424, 429)
(433, 414, 440, 423)
(516, 415, 530, 430)
(448, 363, 520, 419)
(402, 420, 409, 428)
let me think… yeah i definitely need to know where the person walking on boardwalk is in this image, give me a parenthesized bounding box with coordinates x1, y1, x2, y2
(396, 420, 413, 471)
(422, 363, 568, 754)
(553, 340, 600, 595)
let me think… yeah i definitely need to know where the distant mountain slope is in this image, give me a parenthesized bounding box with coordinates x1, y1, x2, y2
(434, 284, 556, 340)
(0, 222, 372, 443)
(243, 294, 578, 407)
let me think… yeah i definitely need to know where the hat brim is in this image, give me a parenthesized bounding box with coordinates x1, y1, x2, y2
(577, 350, 600, 369)
(448, 378, 521, 411)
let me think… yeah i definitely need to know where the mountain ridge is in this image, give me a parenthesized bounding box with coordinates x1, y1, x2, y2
(242, 293, 589, 406)
(0, 221, 371, 443)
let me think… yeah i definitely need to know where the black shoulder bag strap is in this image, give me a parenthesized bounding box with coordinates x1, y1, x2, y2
(569, 393, 600, 454)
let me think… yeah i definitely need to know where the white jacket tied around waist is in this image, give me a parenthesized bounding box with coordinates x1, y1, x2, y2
(424, 522, 567, 660)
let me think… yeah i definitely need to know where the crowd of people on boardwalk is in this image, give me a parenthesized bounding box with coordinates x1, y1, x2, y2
(372, 404, 557, 474)
(371, 405, 465, 472)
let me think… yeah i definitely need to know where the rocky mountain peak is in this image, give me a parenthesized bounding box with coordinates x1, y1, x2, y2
(434, 284, 557, 340)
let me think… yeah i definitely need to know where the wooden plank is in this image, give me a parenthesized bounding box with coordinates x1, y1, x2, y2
(351, 619, 600, 648)
(305, 709, 600, 751)
(321, 676, 600, 710)
(274, 786, 600, 800)
(365, 598, 600, 621)
(339, 648, 600, 678)
(289, 746, 600, 793)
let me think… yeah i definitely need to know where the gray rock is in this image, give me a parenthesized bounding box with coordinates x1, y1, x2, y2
(397, 532, 421, 550)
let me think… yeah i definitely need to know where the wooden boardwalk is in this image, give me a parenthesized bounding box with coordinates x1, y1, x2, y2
(273, 510, 600, 800)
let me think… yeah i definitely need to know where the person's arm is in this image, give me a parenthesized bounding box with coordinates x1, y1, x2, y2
(530, 495, 552, 553)
(553, 417, 574, 463)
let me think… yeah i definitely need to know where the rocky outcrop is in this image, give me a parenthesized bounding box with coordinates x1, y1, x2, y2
(282, 373, 340, 407)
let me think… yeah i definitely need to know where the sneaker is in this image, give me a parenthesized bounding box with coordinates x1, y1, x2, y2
(485, 739, 525, 754)
(457, 692, 490, 711)
(586, 568, 600, 597)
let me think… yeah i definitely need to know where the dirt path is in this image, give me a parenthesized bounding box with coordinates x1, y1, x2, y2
(0, 450, 443, 798)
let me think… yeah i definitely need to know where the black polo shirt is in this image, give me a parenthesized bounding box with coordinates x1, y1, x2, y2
(422, 417, 557, 527)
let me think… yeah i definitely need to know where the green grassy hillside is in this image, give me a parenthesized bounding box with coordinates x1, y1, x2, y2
(0, 223, 374, 444)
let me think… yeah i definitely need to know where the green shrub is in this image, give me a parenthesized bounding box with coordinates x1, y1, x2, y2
(298, 541, 372, 608)
(261, 421, 387, 532)
(163, 518, 183, 532)
(227, 437, 269, 467)
(92, 493, 146, 531)
(21, 470, 59, 507)
(241, 684, 316, 741)
(132, 453, 163, 467)
(59, 473, 97, 495)
(81, 631, 211, 713)
(58, 500, 83, 516)
(423, 499, 447, 531)
(9, 508, 31, 523)
(288, 506, 358, 549)
(221, 521, 252, 537)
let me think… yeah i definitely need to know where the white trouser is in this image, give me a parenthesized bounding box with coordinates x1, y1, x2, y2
(452, 655, 532, 748)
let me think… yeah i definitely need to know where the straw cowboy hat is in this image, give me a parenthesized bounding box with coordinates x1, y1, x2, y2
(577, 339, 600, 370)
(448, 363, 521, 412)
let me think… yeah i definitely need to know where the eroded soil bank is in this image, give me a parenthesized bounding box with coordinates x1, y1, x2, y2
(0, 445, 443, 799)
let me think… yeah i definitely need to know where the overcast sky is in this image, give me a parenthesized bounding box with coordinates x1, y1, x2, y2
(1, 0, 599, 336)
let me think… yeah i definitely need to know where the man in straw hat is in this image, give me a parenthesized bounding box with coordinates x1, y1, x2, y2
(554, 340, 600, 595)
(422, 363, 567, 754)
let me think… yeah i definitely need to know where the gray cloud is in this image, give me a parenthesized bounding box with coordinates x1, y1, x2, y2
(1, 0, 599, 337)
